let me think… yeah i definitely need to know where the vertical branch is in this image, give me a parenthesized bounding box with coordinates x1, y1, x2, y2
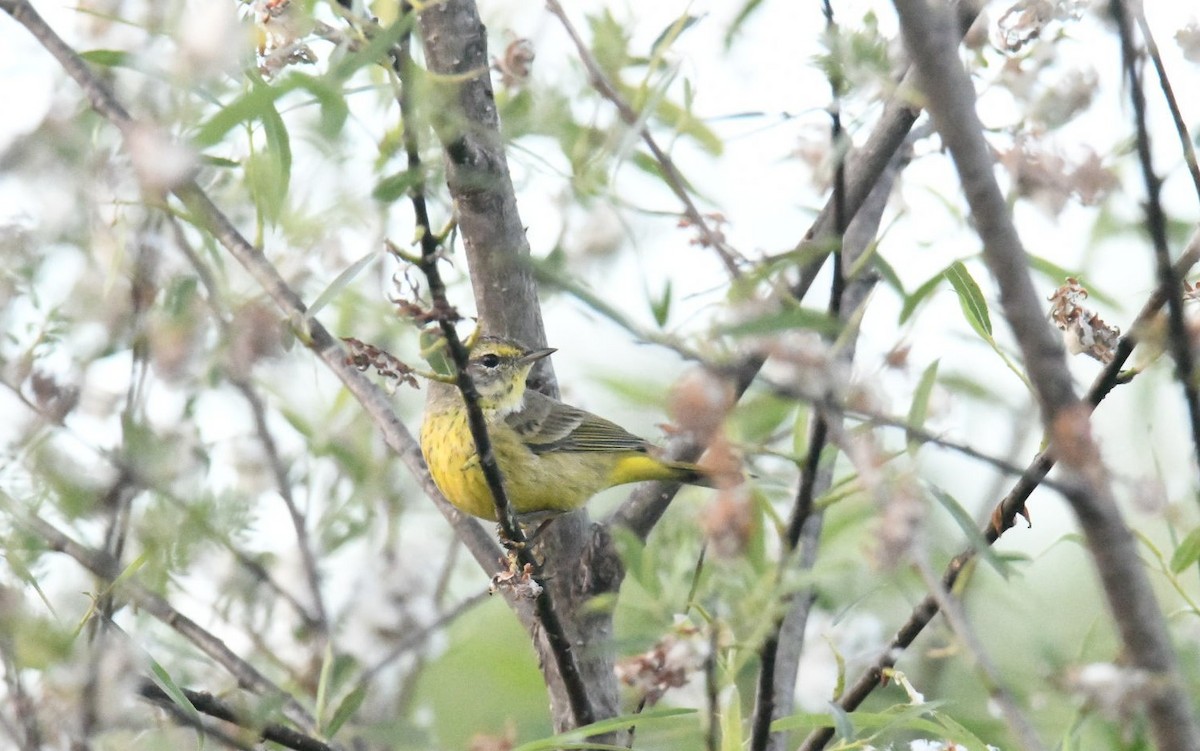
(394, 6, 596, 729)
(414, 0, 622, 731)
(416, 0, 551, 367)
(890, 2, 1200, 749)
(1112, 0, 1200, 495)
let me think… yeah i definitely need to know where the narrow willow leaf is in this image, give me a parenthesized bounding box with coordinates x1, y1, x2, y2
(1169, 527, 1200, 574)
(929, 485, 1013, 578)
(307, 248, 379, 320)
(512, 708, 695, 751)
(944, 261, 992, 338)
(907, 359, 939, 455)
(719, 307, 841, 337)
(899, 265, 948, 324)
(326, 684, 367, 737)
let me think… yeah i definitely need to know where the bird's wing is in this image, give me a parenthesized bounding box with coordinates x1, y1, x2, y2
(506, 391, 649, 455)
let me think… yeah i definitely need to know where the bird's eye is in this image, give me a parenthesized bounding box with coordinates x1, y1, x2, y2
(479, 354, 501, 368)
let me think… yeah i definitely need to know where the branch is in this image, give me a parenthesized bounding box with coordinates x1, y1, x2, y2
(397, 5, 596, 728)
(1113, 0, 1200, 500)
(1133, 7, 1200, 201)
(911, 552, 1046, 751)
(608, 4, 986, 539)
(138, 680, 334, 751)
(166, 217, 330, 641)
(750, 58, 896, 746)
(0, 0, 508, 581)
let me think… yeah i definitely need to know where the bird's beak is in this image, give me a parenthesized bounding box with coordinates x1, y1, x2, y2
(521, 347, 556, 364)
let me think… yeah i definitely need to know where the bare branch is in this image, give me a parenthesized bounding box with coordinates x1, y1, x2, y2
(138, 680, 334, 751)
(1133, 7, 1200, 201)
(1113, 0, 1200, 501)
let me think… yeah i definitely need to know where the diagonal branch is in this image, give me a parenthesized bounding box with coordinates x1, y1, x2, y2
(138, 680, 333, 751)
(12, 509, 319, 733)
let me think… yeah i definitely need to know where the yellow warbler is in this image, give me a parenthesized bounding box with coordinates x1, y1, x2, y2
(420, 336, 709, 520)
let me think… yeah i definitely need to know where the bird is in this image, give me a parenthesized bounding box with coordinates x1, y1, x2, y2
(420, 335, 710, 521)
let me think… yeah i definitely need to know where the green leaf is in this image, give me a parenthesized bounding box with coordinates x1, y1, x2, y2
(650, 281, 672, 328)
(1170, 527, 1200, 573)
(148, 660, 201, 725)
(906, 359, 939, 455)
(326, 683, 367, 736)
(325, 14, 414, 85)
(718, 307, 841, 337)
(290, 73, 350, 137)
(307, 249, 380, 320)
(944, 260, 992, 338)
(651, 14, 702, 58)
(724, 0, 766, 48)
(929, 485, 1014, 579)
(79, 49, 131, 67)
(512, 707, 695, 751)
(899, 265, 948, 324)
(194, 76, 284, 147)
(372, 168, 422, 203)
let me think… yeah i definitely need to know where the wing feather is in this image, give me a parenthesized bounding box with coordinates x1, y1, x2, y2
(506, 391, 649, 455)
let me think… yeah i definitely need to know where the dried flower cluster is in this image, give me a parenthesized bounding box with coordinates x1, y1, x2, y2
(489, 561, 542, 601)
(994, 0, 1089, 53)
(1047, 278, 1121, 364)
(669, 368, 753, 556)
(253, 0, 317, 75)
(493, 38, 535, 88)
(614, 620, 708, 704)
(997, 140, 1116, 216)
(342, 337, 419, 389)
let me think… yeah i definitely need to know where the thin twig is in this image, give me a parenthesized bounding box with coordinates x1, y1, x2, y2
(1133, 7, 1200, 201)
(608, 5, 986, 541)
(544, 0, 741, 276)
(911, 551, 1046, 751)
(1113, 0, 1200, 501)
(750, 20, 869, 742)
(165, 216, 331, 639)
(0, 0, 505, 578)
(138, 680, 334, 751)
(167, 217, 328, 633)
